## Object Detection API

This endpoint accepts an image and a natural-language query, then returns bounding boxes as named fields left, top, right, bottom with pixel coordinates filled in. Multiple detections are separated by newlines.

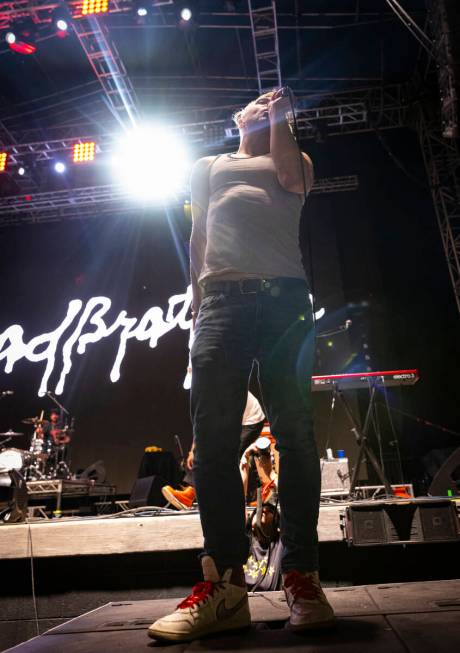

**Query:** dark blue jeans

left=190, top=281, right=320, bottom=573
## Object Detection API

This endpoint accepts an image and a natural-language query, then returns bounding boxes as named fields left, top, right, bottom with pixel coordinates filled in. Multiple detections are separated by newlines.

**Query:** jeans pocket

left=199, top=293, right=226, bottom=312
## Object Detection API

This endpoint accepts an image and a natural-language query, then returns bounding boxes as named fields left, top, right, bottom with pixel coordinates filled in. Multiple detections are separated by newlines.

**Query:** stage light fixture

left=177, top=3, right=197, bottom=28
left=111, top=125, right=191, bottom=201
left=82, top=0, right=109, bottom=16
left=57, top=18, right=69, bottom=33
left=18, top=167, right=25, bottom=176
left=133, top=1, right=149, bottom=23
left=0, top=152, right=8, bottom=172
left=51, top=6, right=71, bottom=36
left=54, top=161, right=66, bottom=174
left=5, top=21, right=37, bottom=54
left=73, top=142, right=96, bottom=163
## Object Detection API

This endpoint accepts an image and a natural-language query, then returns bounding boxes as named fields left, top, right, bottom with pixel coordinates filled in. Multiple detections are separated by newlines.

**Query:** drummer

left=47, top=409, right=71, bottom=446
left=35, top=409, right=70, bottom=448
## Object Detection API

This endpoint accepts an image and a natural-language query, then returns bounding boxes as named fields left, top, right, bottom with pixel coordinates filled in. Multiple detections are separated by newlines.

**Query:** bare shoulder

left=191, top=156, right=218, bottom=180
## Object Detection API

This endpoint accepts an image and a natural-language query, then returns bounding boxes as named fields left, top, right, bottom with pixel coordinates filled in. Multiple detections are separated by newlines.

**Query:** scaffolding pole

left=248, top=0, right=282, bottom=94
left=417, top=109, right=460, bottom=313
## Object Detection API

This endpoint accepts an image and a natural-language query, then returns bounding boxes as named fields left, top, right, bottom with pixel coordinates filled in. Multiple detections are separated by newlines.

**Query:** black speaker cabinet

left=428, top=447, right=460, bottom=497
left=129, top=475, right=168, bottom=508
left=344, top=498, right=460, bottom=546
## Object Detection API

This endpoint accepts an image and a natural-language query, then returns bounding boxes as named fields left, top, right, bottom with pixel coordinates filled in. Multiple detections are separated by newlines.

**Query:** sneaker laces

left=177, top=580, right=223, bottom=610
left=284, top=570, right=321, bottom=602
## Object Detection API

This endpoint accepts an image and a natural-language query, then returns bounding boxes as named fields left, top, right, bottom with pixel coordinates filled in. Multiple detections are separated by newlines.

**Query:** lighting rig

left=0, top=1, right=459, bottom=312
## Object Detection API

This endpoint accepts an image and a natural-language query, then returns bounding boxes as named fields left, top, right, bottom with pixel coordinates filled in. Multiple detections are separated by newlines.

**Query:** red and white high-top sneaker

left=148, top=556, right=250, bottom=642
left=283, top=570, right=335, bottom=630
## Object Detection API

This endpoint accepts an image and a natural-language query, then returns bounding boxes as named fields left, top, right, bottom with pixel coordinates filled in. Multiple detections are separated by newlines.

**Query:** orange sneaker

left=162, top=485, right=196, bottom=510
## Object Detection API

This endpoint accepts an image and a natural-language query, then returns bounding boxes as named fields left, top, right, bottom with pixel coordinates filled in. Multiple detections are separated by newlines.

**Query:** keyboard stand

left=332, top=383, right=394, bottom=498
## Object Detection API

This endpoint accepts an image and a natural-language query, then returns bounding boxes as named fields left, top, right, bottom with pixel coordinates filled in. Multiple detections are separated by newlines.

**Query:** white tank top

left=242, top=391, right=265, bottom=426
left=198, top=153, right=306, bottom=285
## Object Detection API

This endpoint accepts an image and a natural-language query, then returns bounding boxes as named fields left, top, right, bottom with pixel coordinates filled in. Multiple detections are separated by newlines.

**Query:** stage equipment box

left=342, top=497, right=460, bottom=546
left=320, top=458, right=350, bottom=495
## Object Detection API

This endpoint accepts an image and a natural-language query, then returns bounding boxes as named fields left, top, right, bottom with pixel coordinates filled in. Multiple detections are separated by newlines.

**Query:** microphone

left=279, top=86, right=292, bottom=98
left=1, top=390, right=14, bottom=396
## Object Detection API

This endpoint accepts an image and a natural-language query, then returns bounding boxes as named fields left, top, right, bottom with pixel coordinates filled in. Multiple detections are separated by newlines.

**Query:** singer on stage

left=149, top=88, right=334, bottom=641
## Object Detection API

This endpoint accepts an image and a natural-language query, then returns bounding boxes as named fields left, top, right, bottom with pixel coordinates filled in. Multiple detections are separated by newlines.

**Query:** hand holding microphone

left=268, top=86, right=295, bottom=122
left=278, top=85, right=293, bottom=99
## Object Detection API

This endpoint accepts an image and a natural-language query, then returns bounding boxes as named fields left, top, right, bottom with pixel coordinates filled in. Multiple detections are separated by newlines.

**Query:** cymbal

left=0, top=430, right=24, bottom=437
left=21, top=417, right=49, bottom=426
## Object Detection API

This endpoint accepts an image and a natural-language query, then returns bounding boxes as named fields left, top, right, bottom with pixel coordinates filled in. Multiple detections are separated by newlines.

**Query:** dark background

left=1, top=126, right=459, bottom=494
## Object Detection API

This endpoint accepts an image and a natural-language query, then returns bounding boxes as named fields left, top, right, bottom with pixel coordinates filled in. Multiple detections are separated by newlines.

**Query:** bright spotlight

left=0, top=152, right=8, bottom=172
left=137, top=7, right=148, bottom=17
left=82, top=0, right=109, bottom=15
left=54, top=162, right=66, bottom=174
left=18, top=166, right=25, bottom=176
left=73, top=141, right=96, bottom=163
left=111, top=126, right=190, bottom=202
left=5, top=32, right=16, bottom=44
left=180, top=8, right=192, bottom=21
left=52, top=7, right=71, bottom=35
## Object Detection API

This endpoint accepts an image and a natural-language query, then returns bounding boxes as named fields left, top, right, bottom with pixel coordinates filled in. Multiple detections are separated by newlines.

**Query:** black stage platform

left=4, top=580, right=460, bottom=652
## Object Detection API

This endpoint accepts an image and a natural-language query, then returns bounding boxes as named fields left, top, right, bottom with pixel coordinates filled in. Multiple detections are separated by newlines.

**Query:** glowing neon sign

left=0, top=287, right=193, bottom=397
left=0, top=286, right=324, bottom=397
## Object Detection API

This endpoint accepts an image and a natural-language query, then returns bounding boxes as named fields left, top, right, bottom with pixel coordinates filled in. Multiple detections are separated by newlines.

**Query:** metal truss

left=248, top=0, right=282, bottom=94
left=385, top=0, right=434, bottom=58
left=417, top=109, right=460, bottom=313
left=294, top=84, right=407, bottom=138
left=3, top=84, right=408, bottom=168
left=0, top=1, right=124, bottom=29
left=72, top=13, right=139, bottom=127
left=0, top=1, right=424, bottom=31
left=0, top=175, right=358, bottom=226
left=428, top=0, right=459, bottom=139
left=0, top=3, right=139, bottom=127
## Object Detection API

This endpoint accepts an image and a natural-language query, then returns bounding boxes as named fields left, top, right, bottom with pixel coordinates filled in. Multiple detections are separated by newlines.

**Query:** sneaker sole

left=287, top=617, right=336, bottom=632
left=148, top=614, right=251, bottom=642
left=161, top=487, right=191, bottom=511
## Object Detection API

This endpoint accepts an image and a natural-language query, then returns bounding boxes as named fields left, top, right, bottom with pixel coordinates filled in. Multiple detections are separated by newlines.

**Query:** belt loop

left=238, top=279, right=258, bottom=294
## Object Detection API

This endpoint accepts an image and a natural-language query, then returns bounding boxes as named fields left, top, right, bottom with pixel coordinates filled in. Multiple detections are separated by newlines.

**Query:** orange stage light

left=81, top=0, right=109, bottom=16
left=73, top=142, right=96, bottom=163
left=0, top=152, right=8, bottom=172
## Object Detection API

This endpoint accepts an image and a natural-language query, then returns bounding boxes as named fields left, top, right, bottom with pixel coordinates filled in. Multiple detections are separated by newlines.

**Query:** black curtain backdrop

left=1, top=129, right=459, bottom=493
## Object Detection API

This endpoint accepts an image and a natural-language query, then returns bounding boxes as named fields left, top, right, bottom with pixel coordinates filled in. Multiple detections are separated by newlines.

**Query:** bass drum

left=0, top=448, right=30, bottom=474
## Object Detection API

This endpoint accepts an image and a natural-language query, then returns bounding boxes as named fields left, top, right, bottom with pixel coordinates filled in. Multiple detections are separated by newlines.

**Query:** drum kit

left=0, top=415, right=73, bottom=482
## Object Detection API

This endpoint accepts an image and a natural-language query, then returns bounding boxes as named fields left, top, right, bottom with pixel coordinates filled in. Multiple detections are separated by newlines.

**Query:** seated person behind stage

left=239, top=426, right=278, bottom=506
left=162, top=391, right=265, bottom=510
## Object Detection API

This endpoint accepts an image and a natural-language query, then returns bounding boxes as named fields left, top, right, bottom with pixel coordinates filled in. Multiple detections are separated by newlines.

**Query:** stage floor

left=4, top=579, right=460, bottom=652
left=0, top=505, right=344, bottom=559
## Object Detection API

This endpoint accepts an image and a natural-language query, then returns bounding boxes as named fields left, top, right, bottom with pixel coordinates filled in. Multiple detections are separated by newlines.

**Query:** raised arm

left=190, top=156, right=214, bottom=324
left=268, top=90, right=314, bottom=195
